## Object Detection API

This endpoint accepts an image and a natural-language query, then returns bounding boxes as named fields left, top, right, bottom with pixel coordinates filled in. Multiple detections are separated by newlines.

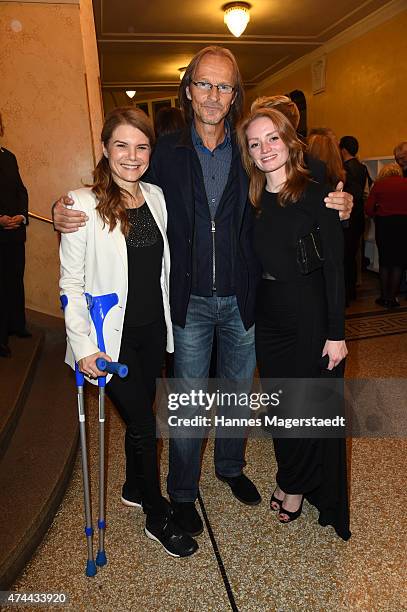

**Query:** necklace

left=125, top=185, right=144, bottom=209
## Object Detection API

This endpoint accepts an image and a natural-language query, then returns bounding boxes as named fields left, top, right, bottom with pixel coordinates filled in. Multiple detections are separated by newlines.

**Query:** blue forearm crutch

left=85, top=292, right=122, bottom=570
left=76, top=363, right=97, bottom=577
left=61, top=293, right=128, bottom=577
left=61, top=293, right=97, bottom=576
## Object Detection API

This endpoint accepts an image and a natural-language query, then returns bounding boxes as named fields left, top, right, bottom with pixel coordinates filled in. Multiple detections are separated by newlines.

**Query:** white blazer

left=59, top=181, right=174, bottom=385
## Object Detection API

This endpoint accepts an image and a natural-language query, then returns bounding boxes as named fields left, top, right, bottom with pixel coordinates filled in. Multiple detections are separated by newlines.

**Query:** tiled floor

left=11, top=273, right=407, bottom=611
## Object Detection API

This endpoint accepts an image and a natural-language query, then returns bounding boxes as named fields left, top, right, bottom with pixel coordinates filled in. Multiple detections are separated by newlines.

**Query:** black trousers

left=343, top=225, right=363, bottom=302
left=107, top=317, right=166, bottom=520
left=0, top=241, right=26, bottom=345
left=255, top=276, right=350, bottom=540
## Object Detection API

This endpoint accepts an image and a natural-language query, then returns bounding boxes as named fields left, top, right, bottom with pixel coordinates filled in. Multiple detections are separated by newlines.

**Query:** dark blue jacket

left=146, top=125, right=261, bottom=329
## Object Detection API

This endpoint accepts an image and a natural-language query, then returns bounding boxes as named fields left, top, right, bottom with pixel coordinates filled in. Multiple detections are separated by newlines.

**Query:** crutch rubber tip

left=86, top=560, right=97, bottom=577
left=96, top=550, right=107, bottom=567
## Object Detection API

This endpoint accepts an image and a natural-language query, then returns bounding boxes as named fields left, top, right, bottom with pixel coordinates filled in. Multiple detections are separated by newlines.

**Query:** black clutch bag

left=297, top=227, right=324, bottom=275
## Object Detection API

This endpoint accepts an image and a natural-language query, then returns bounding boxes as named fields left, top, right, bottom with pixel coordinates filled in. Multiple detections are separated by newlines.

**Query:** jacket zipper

left=211, top=220, right=216, bottom=291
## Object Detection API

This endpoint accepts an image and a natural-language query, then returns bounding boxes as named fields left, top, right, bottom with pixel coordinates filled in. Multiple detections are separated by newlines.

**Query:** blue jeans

left=167, top=294, right=256, bottom=502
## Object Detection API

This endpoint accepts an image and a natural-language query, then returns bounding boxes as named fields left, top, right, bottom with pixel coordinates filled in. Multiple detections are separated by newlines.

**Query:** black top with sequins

left=123, top=203, right=164, bottom=327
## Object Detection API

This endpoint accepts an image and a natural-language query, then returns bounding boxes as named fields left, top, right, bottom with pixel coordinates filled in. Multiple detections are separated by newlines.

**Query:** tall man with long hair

left=53, top=46, right=353, bottom=537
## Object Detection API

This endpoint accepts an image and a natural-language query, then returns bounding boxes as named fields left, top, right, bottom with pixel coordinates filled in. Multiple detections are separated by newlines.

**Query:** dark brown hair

left=179, top=46, right=245, bottom=126
left=90, top=106, right=155, bottom=235
left=237, top=107, right=310, bottom=209
left=155, top=106, right=185, bottom=137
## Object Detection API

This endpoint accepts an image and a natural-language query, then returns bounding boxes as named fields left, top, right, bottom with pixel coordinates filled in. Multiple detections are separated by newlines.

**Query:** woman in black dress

left=237, top=107, right=351, bottom=540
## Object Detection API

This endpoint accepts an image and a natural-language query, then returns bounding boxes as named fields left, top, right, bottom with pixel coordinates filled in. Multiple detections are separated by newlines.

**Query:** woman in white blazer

left=59, top=107, right=197, bottom=558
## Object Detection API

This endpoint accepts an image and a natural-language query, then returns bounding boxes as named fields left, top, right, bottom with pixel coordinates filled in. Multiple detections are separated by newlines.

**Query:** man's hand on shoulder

left=52, top=195, right=89, bottom=233
left=324, top=181, right=353, bottom=221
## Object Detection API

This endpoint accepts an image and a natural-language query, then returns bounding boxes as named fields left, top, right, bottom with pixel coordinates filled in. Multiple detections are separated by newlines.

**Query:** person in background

left=0, top=112, right=30, bottom=358
left=365, top=163, right=407, bottom=308
left=308, top=132, right=360, bottom=305
left=339, top=136, right=371, bottom=193
left=339, top=135, right=372, bottom=303
left=154, top=106, right=185, bottom=138
left=59, top=106, right=197, bottom=557
left=307, top=132, right=345, bottom=189
left=394, top=141, right=407, bottom=178
left=393, top=141, right=407, bottom=299
left=237, top=106, right=350, bottom=540
left=308, top=126, right=338, bottom=144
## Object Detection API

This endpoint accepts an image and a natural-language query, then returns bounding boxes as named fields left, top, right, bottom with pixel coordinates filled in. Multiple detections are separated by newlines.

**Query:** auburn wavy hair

left=307, top=133, right=345, bottom=188
left=236, top=107, right=310, bottom=209
left=89, top=106, right=155, bottom=236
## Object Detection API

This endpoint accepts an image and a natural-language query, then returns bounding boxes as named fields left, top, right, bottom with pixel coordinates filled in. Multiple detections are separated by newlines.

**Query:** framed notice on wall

left=311, top=56, right=326, bottom=94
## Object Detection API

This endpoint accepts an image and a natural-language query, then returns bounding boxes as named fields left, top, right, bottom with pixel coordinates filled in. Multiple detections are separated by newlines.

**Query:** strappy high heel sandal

left=270, top=487, right=284, bottom=512
left=278, top=496, right=304, bottom=523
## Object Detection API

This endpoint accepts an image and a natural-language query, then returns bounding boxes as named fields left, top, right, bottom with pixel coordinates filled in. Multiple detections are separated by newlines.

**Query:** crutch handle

left=75, top=363, right=85, bottom=387
left=96, top=358, right=128, bottom=378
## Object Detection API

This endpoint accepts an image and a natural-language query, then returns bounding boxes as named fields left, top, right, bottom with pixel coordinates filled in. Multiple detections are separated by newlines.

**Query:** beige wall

left=248, top=10, right=407, bottom=159
left=79, top=0, right=103, bottom=164
left=0, top=0, right=103, bottom=317
left=25, top=219, right=61, bottom=315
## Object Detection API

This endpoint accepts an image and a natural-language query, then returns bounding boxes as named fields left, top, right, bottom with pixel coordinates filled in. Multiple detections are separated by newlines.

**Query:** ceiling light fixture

left=125, top=90, right=136, bottom=99
left=178, top=67, right=187, bottom=80
left=223, top=2, right=251, bottom=38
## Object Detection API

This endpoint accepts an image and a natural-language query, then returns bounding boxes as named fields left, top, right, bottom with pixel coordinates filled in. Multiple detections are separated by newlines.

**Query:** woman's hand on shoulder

left=78, top=351, right=112, bottom=378
left=322, top=340, right=348, bottom=371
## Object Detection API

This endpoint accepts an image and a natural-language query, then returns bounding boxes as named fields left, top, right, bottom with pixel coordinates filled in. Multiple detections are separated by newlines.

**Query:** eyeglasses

left=191, top=80, right=235, bottom=95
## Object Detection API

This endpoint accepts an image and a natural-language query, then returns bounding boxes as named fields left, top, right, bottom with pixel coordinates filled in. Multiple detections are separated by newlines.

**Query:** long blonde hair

left=89, top=107, right=155, bottom=236
left=236, top=107, right=310, bottom=209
